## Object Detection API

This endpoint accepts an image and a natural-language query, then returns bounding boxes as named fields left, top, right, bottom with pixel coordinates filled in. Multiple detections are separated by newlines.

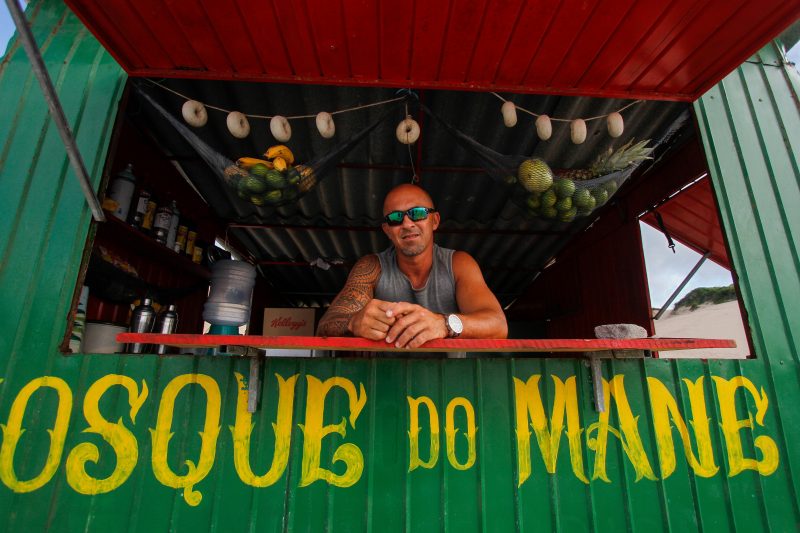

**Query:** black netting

left=419, top=103, right=637, bottom=223
left=139, top=86, right=664, bottom=224
left=138, top=87, right=403, bottom=211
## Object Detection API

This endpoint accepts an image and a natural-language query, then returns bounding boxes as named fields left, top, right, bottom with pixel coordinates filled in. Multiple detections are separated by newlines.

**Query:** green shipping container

left=0, top=1, right=799, bottom=531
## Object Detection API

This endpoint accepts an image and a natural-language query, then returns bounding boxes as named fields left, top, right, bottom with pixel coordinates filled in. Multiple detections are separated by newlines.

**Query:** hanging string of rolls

left=149, top=79, right=640, bottom=146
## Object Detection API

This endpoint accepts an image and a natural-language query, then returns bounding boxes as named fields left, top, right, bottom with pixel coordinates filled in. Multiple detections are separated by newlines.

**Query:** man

left=317, top=183, right=507, bottom=350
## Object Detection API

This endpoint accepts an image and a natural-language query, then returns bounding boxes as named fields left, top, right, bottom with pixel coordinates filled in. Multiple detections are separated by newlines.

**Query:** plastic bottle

left=107, top=164, right=137, bottom=221
left=127, top=297, right=156, bottom=353
left=185, top=229, right=197, bottom=257
left=174, top=225, right=188, bottom=253
left=142, top=198, right=158, bottom=233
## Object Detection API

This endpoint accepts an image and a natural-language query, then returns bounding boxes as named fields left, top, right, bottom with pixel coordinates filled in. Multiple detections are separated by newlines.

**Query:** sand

left=654, top=300, right=750, bottom=359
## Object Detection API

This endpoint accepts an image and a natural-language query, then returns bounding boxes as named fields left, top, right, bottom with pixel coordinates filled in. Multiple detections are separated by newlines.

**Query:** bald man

left=317, top=184, right=507, bottom=351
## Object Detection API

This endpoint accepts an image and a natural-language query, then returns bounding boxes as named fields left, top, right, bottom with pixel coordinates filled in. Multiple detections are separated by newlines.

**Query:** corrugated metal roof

left=65, top=0, right=800, bottom=101
left=641, top=176, right=731, bottom=269
left=129, top=79, right=691, bottom=307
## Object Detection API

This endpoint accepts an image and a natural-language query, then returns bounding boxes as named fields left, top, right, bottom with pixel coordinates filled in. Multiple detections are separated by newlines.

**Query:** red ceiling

left=641, top=177, right=730, bottom=269
left=65, top=0, right=800, bottom=101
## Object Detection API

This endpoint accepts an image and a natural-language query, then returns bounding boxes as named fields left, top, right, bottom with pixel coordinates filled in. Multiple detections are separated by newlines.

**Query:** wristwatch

left=444, top=314, right=463, bottom=338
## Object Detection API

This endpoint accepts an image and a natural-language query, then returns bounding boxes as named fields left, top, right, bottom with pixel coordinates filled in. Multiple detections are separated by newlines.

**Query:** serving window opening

left=62, top=78, right=747, bottom=358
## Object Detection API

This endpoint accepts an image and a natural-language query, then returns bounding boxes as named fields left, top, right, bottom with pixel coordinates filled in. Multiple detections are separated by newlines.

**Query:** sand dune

left=654, top=300, right=750, bottom=358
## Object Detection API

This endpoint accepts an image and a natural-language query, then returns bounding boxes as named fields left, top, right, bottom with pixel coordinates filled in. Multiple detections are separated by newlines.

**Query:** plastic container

left=69, top=285, right=89, bottom=353
left=203, top=260, right=256, bottom=327
left=83, top=322, right=126, bottom=353
left=107, top=164, right=136, bottom=221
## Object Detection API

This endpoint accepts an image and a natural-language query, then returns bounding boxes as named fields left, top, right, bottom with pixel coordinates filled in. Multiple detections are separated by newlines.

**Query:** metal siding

left=694, top=41, right=800, bottom=530
left=0, top=3, right=799, bottom=532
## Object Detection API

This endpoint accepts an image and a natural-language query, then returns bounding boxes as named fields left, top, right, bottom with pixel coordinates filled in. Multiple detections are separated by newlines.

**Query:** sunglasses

left=383, top=207, right=437, bottom=226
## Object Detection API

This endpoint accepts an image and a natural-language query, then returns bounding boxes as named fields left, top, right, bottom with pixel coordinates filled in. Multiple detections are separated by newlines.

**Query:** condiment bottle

left=166, top=201, right=180, bottom=249
left=142, top=198, right=158, bottom=233
left=153, top=203, right=173, bottom=245
left=132, top=189, right=150, bottom=228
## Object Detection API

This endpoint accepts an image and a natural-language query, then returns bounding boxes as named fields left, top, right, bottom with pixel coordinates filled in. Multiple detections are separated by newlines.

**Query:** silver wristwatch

left=444, top=313, right=463, bottom=338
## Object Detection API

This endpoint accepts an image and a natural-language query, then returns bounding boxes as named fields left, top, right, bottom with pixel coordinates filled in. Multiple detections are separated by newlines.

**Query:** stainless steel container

left=154, top=304, right=178, bottom=355
left=128, top=297, right=156, bottom=353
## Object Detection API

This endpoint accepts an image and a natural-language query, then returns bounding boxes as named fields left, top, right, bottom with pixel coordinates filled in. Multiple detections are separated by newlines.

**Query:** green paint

left=0, top=1, right=799, bottom=531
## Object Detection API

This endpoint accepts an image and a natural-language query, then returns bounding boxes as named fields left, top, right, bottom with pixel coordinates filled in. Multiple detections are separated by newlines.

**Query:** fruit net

left=419, top=103, right=635, bottom=223
left=138, top=87, right=403, bottom=210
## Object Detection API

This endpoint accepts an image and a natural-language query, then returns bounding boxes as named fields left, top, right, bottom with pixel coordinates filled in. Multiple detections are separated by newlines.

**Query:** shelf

left=96, top=213, right=210, bottom=280
left=114, top=334, right=737, bottom=354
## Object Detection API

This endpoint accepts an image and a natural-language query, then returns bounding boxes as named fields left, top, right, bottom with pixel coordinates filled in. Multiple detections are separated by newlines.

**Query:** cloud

left=640, top=222, right=733, bottom=308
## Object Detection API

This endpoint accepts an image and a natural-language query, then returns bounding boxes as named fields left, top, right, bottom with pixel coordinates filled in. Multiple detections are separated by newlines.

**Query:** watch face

left=448, top=314, right=463, bottom=334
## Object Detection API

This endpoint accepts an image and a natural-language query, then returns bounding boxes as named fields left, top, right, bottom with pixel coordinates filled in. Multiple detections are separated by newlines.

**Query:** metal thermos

left=128, top=297, right=156, bottom=353
left=154, top=304, right=178, bottom=355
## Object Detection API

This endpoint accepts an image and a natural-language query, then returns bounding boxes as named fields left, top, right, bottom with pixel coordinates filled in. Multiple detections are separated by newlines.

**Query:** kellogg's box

left=262, top=308, right=316, bottom=357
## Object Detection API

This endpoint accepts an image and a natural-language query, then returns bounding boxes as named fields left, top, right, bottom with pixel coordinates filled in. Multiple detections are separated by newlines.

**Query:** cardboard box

left=262, top=308, right=316, bottom=357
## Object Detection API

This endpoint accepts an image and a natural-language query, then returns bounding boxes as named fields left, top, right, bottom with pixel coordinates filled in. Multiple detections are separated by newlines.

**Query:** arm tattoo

left=316, top=255, right=381, bottom=336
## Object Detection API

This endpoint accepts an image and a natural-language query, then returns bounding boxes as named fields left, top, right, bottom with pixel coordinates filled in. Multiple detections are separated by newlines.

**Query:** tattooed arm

left=316, top=255, right=396, bottom=339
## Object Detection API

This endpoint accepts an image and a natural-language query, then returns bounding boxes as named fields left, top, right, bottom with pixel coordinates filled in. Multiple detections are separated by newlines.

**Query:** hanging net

left=418, top=103, right=652, bottom=223
left=138, top=85, right=678, bottom=224
left=137, top=87, right=403, bottom=210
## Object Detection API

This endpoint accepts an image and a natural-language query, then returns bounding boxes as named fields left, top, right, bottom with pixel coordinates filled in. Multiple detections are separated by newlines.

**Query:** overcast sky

left=0, top=7, right=796, bottom=309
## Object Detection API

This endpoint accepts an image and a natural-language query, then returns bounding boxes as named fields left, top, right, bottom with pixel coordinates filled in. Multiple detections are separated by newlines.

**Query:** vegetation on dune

left=674, top=285, right=737, bottom=311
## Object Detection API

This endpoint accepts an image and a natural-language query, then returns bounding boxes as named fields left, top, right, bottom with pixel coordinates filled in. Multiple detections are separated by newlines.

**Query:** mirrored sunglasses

left=384, top=207, right=437, bottom=226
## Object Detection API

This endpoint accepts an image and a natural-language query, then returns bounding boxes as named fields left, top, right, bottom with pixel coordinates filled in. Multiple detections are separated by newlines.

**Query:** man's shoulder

left=451, top=250, right=481, bottom=275
left=354, top=253, right=381, bottom=269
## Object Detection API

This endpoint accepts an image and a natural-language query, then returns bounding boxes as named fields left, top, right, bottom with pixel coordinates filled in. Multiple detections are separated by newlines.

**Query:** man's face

left=382, top=186, right=440, bottom=257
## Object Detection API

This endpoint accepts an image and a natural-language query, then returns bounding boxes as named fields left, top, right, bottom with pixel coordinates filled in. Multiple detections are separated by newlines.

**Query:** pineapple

left=559, top=139, right=653, bottom=181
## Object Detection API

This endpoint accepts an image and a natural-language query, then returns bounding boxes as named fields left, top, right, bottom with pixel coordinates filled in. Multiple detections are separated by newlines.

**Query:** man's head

left=381, top=184, right=440, bottom=257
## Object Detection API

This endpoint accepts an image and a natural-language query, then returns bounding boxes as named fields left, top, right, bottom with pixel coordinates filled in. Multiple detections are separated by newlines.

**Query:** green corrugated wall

left=0, top=1, right=799, bottom=531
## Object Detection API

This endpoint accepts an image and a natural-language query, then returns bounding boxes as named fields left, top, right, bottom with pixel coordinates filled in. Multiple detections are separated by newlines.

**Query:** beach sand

left=654, top=300, right=750, bottom=359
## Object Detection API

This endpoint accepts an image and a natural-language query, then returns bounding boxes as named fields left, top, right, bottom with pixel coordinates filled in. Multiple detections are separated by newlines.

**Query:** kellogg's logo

left=270, top=316, right=307, bottom=331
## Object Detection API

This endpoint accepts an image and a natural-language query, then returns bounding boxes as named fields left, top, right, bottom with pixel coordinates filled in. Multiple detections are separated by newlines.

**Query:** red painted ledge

left=116, top=334, right=736, bottom=353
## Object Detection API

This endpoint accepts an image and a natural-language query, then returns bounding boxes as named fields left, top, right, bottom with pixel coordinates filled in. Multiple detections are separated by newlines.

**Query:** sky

left=0, top=7, right=796, bottom=309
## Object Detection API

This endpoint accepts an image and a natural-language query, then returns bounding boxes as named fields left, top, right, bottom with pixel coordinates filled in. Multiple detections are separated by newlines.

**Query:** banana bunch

left=226, top=144, right=316, bottom=208
left=236, top=157, right=273, bottom=170
left=264, top=145, right=295, bottom=171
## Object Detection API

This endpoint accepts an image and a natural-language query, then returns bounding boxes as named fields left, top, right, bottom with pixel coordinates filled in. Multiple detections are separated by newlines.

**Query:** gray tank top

left=375, top=245, right=459, bottom=313
left=374, top=245, right=465, bottom=358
